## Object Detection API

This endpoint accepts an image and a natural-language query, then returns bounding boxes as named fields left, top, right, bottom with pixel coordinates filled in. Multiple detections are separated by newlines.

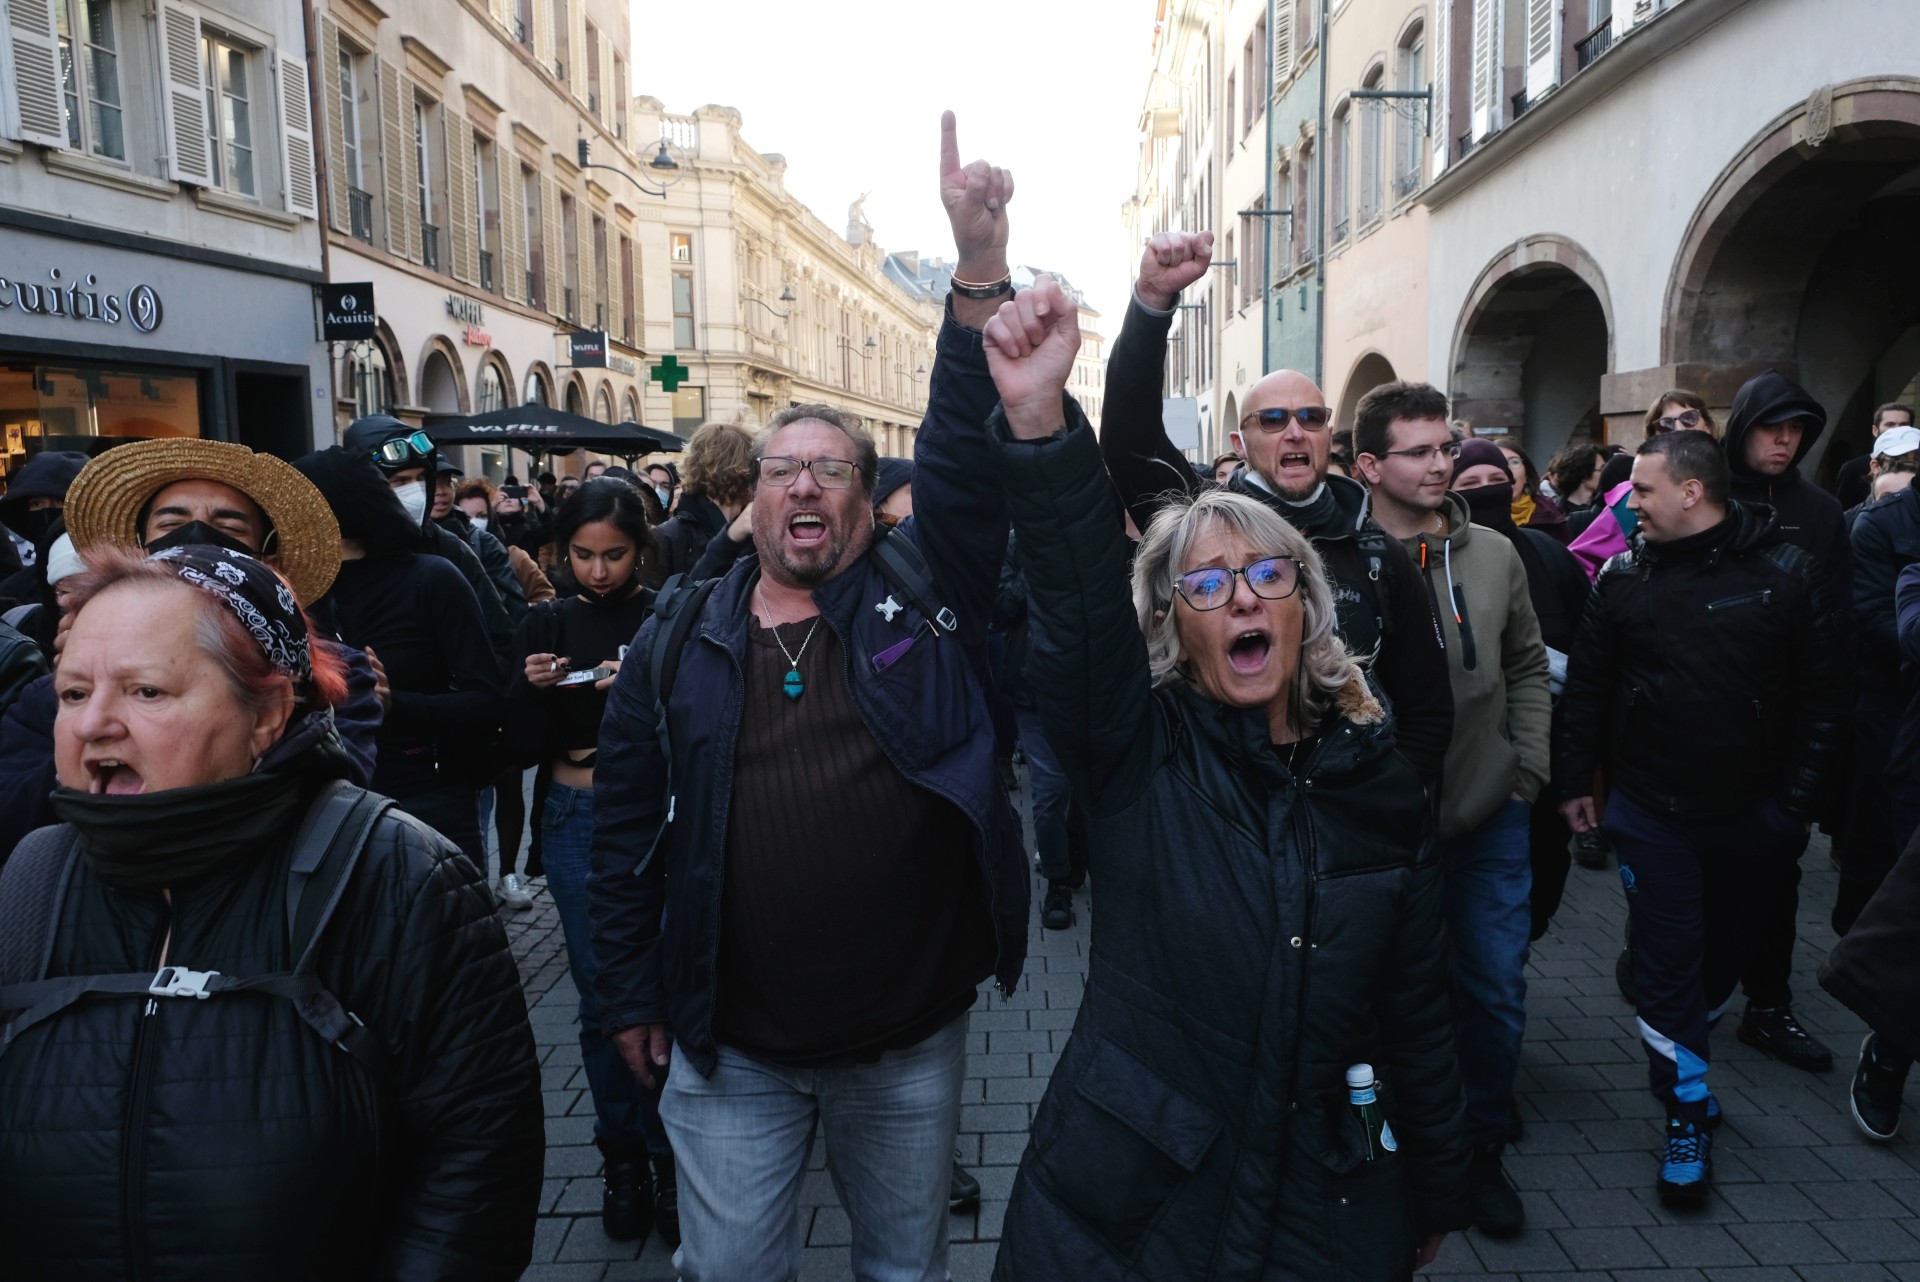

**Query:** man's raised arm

left=1099, top=231, right=1217, bottom=533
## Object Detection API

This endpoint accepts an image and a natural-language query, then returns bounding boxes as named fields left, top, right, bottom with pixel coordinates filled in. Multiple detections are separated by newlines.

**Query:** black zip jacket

left=1097, top=297, right=1452, bottom=785
left=1724, top=369, right=1852, bottom=594
left=1850, top=481, right=1920, bottom=689
left=1554, top=503, right=1847, bottom=820
left=437, top=509, right=529, bottom=624
left=654, top=492, right=728, bottom=579
left=991, top=407, right=1468, bottom=1281
left=0, top=724, right=543, bottom=1280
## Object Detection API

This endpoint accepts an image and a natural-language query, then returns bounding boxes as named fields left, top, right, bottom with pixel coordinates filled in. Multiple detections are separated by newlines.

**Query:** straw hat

left=64, top=439, right=342, bottom=604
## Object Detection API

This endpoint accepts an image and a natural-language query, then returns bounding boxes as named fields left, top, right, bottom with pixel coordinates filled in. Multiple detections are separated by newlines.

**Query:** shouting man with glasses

left=1352, top=381, right=1551, bottom=1239
left=585, top=113, right=1028, bottom=1282
left=1098, top=231, right=1452, bottom=787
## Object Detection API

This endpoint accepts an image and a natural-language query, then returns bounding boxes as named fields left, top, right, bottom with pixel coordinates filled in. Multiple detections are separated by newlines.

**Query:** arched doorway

left=621, top=389, right=640, bottom=423
left=1452, top=237, right=1611, bottom=459
left=594, top=383, right=615, bottom=424
left=1666, top=80, right=1920, bottom=476
left=523, top=365, right=552, bottom=406
left=564, top=377, right=586, bottom=418
left=419, top=343, right=467, bottom=414
left=1220, top=393, right=1238, bottom=461
left=1337, top=352, right=1398, bottom=429
left=477, top=355, right=510, bottom=412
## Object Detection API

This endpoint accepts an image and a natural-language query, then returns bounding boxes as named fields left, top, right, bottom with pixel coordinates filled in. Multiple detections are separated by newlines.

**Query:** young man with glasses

left=1097, top=231, right=1453, bottom=787
left=1352, top=380, right=1552, bottom=1238
left=585, top=114, right=1028, bottom=1282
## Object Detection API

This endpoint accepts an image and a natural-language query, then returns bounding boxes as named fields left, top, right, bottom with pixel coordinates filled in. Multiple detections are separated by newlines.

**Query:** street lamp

left=743, top=284, right=797, bottom=319
left=836, top=334, right=876, bottom=391
left=576, top=132, right=686, bottom=199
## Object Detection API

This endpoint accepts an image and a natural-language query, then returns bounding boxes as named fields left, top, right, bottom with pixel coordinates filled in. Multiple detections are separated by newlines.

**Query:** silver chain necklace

left=757, top=585, right=822, bottom=701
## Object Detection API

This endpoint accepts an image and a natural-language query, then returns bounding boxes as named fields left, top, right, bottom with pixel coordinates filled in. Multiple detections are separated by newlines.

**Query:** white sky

left=629, top=0, right=1160, bottom=332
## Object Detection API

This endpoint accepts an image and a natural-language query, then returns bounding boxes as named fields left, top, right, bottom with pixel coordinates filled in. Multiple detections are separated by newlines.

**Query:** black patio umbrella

left=424, top=405, right=683, bottom=474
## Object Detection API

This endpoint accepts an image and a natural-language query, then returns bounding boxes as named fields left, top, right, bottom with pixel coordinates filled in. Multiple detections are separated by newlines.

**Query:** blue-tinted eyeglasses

left=1174, top=557, right=1304, bottom=611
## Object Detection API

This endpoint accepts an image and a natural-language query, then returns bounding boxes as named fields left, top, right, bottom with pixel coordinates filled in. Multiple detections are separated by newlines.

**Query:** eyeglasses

left=370, top=429, right=436, bottom=465
left=1651, top=409, right=1703, bottom=435
left=1378, top=442, right=1462, bottom=465
left=1173, top=557, right=1304, bottom=611
left=1241, top=406, right=1332, bottom=433
left=756, top=455, right=861, bottom=489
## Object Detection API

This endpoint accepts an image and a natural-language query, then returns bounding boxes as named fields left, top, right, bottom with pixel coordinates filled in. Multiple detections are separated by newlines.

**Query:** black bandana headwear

left=148, top=545, right=311, bottom=683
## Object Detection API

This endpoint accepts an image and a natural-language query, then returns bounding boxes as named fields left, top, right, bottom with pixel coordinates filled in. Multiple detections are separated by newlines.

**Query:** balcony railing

left=563, top=286, right=576, bottom=322
left=514, top=17, right=527, bottom=44
left=526, top=269, right=540, bottom=302
left=347, top=186, right=373, bottom=242
left=479, top=250, right=495, bottom=293
left=1459, top=130, right=1477, bottom=159
left=1394, top=167, right=1421, bottom=198
left=553, top=59, right=566, bottom=81
left=1576, top=18, right=1613, bottom=69
left=421, top=223, right=441, bottom=271
left=1332, top=215, right=1351, bottom=243
left=1512, top=87, right=1531, bottom=118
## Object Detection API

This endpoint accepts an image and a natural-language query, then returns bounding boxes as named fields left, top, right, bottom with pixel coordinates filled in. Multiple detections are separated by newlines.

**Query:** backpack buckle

left=149, top=967, right=221, bottom=1000
left=934, top=607, right=958, bottom=633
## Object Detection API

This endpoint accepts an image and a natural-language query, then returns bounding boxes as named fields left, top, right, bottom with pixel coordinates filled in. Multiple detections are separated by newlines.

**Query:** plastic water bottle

left=1347, top=1064, right=1398, bottom=1160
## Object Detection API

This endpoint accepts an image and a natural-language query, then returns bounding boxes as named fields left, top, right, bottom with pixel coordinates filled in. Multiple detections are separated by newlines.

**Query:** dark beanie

left=1452, top=439, right=1513, bottom=484
left=1596, top=452, right=1636, bottom=495
left=872, top=457, right=914, bottom=508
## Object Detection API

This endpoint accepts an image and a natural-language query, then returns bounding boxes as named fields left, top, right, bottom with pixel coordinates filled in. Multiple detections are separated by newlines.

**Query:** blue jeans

left=661, top=1015, right=968, bottom=1282
left=1441, top=797, right=1532, bottom=1147
left=543, top=780, right=667, bottom=1155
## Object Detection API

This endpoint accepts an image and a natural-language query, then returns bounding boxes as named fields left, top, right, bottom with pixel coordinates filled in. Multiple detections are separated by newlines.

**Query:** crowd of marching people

left=0, top=112, right=1917, bottom=1282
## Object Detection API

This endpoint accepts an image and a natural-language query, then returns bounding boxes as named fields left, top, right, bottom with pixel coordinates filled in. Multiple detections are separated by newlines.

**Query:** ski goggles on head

left=369, top=430, right=436, bottom=465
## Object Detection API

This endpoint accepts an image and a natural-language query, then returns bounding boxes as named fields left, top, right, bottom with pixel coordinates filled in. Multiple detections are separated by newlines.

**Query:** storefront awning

left=423, top=405, right=685, bottom=459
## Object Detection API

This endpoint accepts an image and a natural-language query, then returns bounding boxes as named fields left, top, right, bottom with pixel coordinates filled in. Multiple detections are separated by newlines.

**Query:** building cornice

left=400, top=34, right=453, bottom=86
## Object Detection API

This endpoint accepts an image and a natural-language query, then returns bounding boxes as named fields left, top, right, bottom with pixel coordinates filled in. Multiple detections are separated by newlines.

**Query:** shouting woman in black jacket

left=982, top=280, right=1468, bottom=1281
left=0, top=545, right=541, bottom=1279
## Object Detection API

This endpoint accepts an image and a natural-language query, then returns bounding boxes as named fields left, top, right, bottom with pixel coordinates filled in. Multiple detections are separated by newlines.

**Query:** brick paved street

left=497, top=802, right=1920, bottom=1281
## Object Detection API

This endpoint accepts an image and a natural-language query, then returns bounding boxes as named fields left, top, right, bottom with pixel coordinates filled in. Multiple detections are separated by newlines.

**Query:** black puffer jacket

left=0, top=720, right=544, bottom=1279
left=1554, top=502, right=1848, bottom=820
left=992, top=409, right=1469, bottom=1281
left=653, top=491, right=729, bottom=578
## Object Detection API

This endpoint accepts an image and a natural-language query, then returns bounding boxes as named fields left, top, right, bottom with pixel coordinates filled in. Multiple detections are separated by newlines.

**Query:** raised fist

left=939, top=111, right=1013, bottom=278
left=985, top=276, right=1083, bottom=440
left=1136, top=231, right=1215, bottom=312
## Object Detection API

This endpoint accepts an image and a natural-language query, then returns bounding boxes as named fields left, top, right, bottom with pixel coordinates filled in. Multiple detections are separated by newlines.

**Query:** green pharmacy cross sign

left=650, top=355, right=691, bottom=392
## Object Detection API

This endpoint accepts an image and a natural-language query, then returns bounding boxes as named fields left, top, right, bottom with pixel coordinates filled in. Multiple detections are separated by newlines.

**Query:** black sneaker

left=599, top=1143, right=654, bottom=1243
left=651, top=1151, right=681, bottom=1249
left=1850, top=1033, right=1910, bottom=1143
left=1467, top=1144, right=1525, bottom=1236
left=1041, top=881, right=1076, bottom=930
left=1656, top=1114, right=1712, bottom=1206
left=1737, top=1004, right=1834, bottom=1073
left=950, top=1155, right=981, bottom=1212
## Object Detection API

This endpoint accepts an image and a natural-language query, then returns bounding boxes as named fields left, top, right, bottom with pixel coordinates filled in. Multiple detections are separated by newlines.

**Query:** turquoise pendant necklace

left=758, top=586, right=822, bottom=702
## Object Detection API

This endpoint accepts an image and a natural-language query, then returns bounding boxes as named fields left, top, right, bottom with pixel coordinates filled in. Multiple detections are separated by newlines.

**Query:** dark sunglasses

left=1242, top=406, right=1332, bottom=433
left=1651, top=409, right=1703, bottom=435
left=1174, top=557, right=1304, bottom=611
left=370, top=429, right=436, bottom=465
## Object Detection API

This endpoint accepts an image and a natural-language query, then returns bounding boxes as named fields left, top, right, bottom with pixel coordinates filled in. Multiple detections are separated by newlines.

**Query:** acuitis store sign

left=0, top=265, right=163, bottom=333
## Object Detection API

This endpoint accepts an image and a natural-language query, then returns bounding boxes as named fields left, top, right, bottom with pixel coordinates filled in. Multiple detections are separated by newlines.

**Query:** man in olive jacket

left=1352, top=382, right=1551, bottom=1237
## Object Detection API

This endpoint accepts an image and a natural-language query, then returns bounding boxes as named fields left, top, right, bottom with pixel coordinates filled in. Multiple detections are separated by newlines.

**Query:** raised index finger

left=939, top=110, right=961, bottom=180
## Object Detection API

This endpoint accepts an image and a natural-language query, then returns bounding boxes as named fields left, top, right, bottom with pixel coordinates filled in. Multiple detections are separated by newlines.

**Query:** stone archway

left=1664, top=78, right=1920, bottom=476
left=1451, top=235, right=1612, bottom=459
left=418, top=338, right=468, bottom=414
left=1337, top=351, right=1399, bottom=430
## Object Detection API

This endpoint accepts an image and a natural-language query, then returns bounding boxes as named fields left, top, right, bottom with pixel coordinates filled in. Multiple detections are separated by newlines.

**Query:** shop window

left=593, top=385, right=613, bottom=423
left=622, top=389, right=639, bottom=423
left=202, top=29, right=257, bottom=197
left=672, top=272, right=694, bottom=349
left=523, top=369, right=549, bottom=405
left=670, top=385, right=704, bottom=435
left=345, top=342, right=393, bottom=418
left=479, top=361, right=506, bottom=412
left=1, top=362, right=201, bottom=487
left=58, top=0, right=125, bottom=161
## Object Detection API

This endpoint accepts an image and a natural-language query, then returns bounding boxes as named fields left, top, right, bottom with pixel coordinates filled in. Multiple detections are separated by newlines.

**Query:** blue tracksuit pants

left=1605, top=791, right=1809, bottom=1125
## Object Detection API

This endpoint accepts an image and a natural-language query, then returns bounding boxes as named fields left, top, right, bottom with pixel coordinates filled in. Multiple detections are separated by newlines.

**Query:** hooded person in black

left=0, top=450, right=89, bottom=603
left=292, top=447, right=505, bottom=873
left=1718, top=369, right=1850, bottom=1074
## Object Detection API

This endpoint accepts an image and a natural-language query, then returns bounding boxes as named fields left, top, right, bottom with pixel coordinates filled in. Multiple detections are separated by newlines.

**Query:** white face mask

left=469, top=515, right=488, bottom=532
left=394, top=480, right=428, bottom=524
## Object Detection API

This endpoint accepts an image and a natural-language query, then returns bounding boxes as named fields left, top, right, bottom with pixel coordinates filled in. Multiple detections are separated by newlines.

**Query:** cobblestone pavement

left=497, top=810, right=1918, bottom=1281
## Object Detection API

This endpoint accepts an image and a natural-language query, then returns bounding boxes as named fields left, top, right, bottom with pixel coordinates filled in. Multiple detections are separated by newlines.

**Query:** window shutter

left=157, top=0, right=214, bottom=185
left=1469, top=0, right=1494, bottom=139
left=500, top=152, right=525, bottom=304
left=445, top=112, right=477, bottom=284
left=531, top=0, right=551, bottom=64
left=1432, top=0, right=1451, bottom=175
left=5, top=0, right=67, bottom=147
left=576, top=195, right=594, bottom=325
left=319, top=20, right=347, bottom=230
left=1273, top=0, right=1293, bottom=87
left=569, top=3, right=586, bottom=101
left=380, top=61, right=418, bottom=259
left=1525, top=0, right=1560, bottom=101
left=544, top=176, right=565, bottom=315
left=607, top=226, right=623, bottom=346
left=277, top=52, right=319, bottom=219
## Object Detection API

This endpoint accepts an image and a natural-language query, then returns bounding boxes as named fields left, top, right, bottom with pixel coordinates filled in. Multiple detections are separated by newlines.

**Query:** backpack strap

left=0, top=787, right=392, bottom=1074
left=0, top=826, right=83, bottom=987
left=1, top=603, right=39, bottom=630
left=647, top=572, right=721, bottom=766
left=871, top=527, right=957, bottom=634
left=1354, top=526, right=1395, bottom=639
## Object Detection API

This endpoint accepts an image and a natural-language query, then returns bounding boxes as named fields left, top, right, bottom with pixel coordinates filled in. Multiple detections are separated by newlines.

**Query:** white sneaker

left=497, top=873, right=533, bottom=910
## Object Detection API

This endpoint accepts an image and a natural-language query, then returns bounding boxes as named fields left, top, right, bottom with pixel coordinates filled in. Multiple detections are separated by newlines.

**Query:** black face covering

left=1461, top=483, right=1517, bottom=532
left=49, top=771, right=304, bottom=893
left=144, top=520, right=259, bottom=558
left=579, top=577, right=643, bottom=608
left=10, top=508, right=58, bottom=546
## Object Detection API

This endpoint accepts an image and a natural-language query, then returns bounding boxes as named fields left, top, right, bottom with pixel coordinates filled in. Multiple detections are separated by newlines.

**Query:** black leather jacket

left=1554, top=502, right=1848, bottom=820
left=991, top=408, right=1469, bottom=1281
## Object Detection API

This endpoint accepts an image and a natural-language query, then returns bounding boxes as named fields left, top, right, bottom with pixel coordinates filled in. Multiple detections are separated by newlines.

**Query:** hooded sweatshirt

left=1391, top=492, right=1554, bottom=837
left=1723, top=370, right=1850, bottom=588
